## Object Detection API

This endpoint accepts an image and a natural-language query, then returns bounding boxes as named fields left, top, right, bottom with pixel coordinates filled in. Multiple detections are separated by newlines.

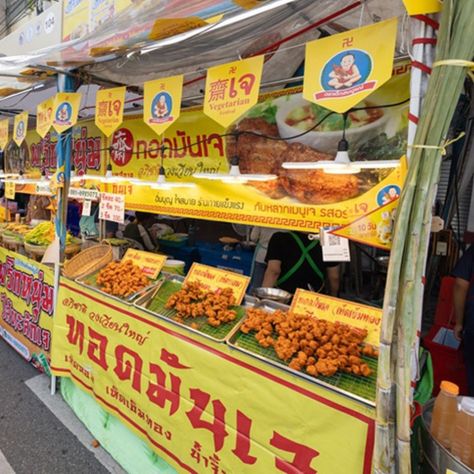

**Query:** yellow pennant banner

left=184, top=263, right=250, bottom=305
left=36, top=97, right=54, bottom=138
left=303, top=18, right=398, bottom=113
left=149, top=17, right=207, bottom=41
left=144, top=75, right=183, bottom=136
left=122, top=249, right=166, bottom=280
left=95, top=87, right=126, bottom=137
left=204, top=55, right=264, bottom=127
left=0, top=119, right=9, bottom=151
left=13, top=112, right=28, bottom=146
left=330, top=197, right=400, bottom=250
left=51, top=279, right=375, bottom=474
left=52, top=92, right=82, bottom=134
left=290, top=289, right=381, bottom=347
left=402, top=0, right=442, bottom=15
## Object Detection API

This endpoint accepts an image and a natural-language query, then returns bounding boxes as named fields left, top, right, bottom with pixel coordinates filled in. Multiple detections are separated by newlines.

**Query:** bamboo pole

left=375, top=0, right=474, bottom=471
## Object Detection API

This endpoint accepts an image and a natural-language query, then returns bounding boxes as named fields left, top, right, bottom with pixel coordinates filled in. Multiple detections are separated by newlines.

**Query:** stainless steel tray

left=134, top=275, right=256, bottom=343
left=226, top=300, right=377, bottom=406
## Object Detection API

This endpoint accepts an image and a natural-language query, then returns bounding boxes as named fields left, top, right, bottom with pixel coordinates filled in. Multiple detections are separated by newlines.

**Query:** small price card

left=122, top=249, right=166, bottom=279
left=82, top=200, right=92, bottom=216
left=184, top=263, right=250, bottom=305
left=5, top=181, right=15, bottom=199
left=99, top=192, right=125, bottom=224
left=290, top=288, right=382, bottom=346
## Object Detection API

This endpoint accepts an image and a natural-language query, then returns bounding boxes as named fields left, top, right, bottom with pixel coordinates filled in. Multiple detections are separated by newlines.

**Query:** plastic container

left=451, top=397, right=474, bottom=467
left=163, top=259, right=185, bottom=275
left=431, top=381, right=460, bottom=449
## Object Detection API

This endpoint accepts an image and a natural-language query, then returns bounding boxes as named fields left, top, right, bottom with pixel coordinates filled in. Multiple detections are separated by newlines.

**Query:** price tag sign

left=82, top=200, right=92, bottom=216
left=122, top=249, right=167, bottom=279
left=99, top=192, right=125, bottom=224
left=184, top=263, right=250, bottom=305
left=5, top=181, right=15, bottom=199
left=320, top=228, right=350, bottom=262
left=290, top=288, right=382, bottom=346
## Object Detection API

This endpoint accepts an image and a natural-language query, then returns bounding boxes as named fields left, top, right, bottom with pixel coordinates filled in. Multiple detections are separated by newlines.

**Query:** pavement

left=0, top=338, right=126, bottom=474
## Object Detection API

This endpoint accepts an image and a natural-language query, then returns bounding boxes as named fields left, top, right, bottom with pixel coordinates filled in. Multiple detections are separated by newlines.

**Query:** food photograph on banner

left=0, top=1, right=470, bottom=474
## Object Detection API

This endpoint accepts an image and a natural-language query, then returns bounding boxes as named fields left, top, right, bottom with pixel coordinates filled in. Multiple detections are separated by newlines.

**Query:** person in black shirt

left=262, top=231, right=339, bottom=295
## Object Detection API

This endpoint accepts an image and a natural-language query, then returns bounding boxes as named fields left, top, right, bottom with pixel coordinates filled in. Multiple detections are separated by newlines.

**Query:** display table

left=51, top=278, right=375, bottom=474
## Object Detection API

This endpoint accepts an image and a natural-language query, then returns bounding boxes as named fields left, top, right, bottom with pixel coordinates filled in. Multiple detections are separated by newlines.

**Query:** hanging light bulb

left=194, top=155, right=277, bottom=183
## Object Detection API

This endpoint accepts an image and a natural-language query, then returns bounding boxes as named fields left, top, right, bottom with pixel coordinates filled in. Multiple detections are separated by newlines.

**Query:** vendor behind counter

left=123, top=212, right=158, bottom=251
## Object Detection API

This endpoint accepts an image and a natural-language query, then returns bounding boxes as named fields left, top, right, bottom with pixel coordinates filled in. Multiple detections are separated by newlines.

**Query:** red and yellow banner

left=290, top=289, right=381, bottom=346
left=303, top=18, right=398, bottom=113
left=144, top=75, right=183, bottom=136
left=0, top=249, right=54, bottom=362
left=36, top=97, right=54, bottom=138
left=52, top=279, right=375, bottom=473
left=204, top=55, right=264, bottom=127
left=95, top=87, right=126, bottom=137
left=0, top=119, right=9, bottom=151
left=13, top=112, right=28, bottom=146
left=52, top=92, right=82, bottom=134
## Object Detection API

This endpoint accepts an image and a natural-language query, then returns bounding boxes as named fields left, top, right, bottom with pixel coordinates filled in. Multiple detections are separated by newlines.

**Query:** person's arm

left=138, top=224, right=156, bottom=252
left=262, top=260, right=281, bottom=288
left=454, top=277, right=470, bottom=340
left=326, top=265, right=340, bottom=296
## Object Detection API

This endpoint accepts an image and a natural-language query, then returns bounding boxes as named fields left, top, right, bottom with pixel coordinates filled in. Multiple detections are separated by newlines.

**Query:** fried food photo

left=96, top=260, right=149, bottom=298
left=226, top=116, right=362, bottom=204
left=241, top=307, right=375, bottom=378
left=166, top=282, right=238, bottom=327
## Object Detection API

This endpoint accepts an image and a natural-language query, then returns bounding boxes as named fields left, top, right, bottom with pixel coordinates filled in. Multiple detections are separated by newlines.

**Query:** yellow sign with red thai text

left=204, top=55, right=264, bottom=127
left=331, top=198, right=400, bottom=250
left=36, top=97, right=54, bottom=138
left=13, top=112, right=28, bottom=146
left=185, top=263, right=250, bottom=305
left=122, top=249, right=166, bottom=279
left=149, top=17, right=208, bottom=41
left=5, top=181, right=15, bottom=199
left=51, top=279, right=375, bottom=473
left=402, top=0, right=442, bottom=15
left=303, top=18, right=398, bottom=113
left=0, top=119, right=9, bottom=151
left=0, top=248, right=54, bottom=361
left=143, top=75, right=183, bottom=136
left=52, top=92, right=82, bottom=134
left=95, top=87, right=126, bottom=137
left=290, top=288, right=381, bottom=346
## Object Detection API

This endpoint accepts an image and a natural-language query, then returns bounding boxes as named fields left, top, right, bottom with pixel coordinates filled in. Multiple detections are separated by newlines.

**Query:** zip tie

left=433, top=59, right=474, bottom=81
left=408, top=131, right=466, bottom=156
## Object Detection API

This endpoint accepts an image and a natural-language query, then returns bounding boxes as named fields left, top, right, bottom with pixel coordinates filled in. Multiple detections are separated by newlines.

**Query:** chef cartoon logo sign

left=203, top=55, right=264, bottom=127
left=36, top=97, right=54, bottom=138
left=303, top=18, right=397, bottom=113
left=0, top=119, right=9, bottom=151
left=13, top=112, right=28, bottom=146
left=143, top=75, right=183, bottom=136
left=52, top=92, right=81, bottom=133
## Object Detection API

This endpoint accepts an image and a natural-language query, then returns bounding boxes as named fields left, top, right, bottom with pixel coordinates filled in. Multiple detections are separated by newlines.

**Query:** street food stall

left=1, top=0, right=472, bottom=473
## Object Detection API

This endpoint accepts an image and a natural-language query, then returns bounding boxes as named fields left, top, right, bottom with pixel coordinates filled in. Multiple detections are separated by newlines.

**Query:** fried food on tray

left=96, top=260, right=149, bottom=298
left=241, top=307, right=375, bottom=378
left=166, top=282, right=237, bottom=327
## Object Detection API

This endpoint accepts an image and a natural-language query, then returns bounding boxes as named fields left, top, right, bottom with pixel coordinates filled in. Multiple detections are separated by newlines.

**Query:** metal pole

left=50, top=73, right=76, bottom=395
